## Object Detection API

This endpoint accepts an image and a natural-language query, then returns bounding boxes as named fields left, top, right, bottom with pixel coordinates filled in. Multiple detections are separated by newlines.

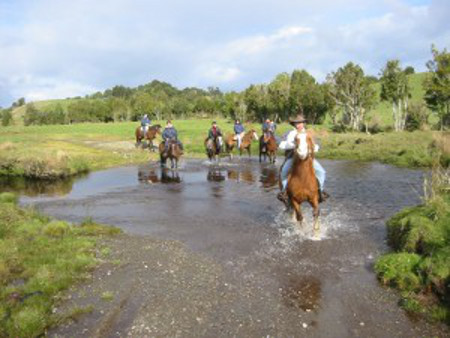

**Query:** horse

left=205, top=135, right=223, bottom=162
left=159, top=139, right=182, bottom=169
left=279, top=132, right=320, bottom=234
left=259, top=132, right=278, bottom=163
left=135, top=124, right=162, bottom=151
left=224, top=129, right=259, bottom=158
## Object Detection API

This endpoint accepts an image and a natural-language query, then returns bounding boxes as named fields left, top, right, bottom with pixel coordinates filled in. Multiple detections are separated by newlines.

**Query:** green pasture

left=0, top=119, right=446, bottom=179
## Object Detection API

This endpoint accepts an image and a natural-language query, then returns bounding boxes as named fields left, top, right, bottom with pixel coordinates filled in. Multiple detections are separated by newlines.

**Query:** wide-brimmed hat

left=289, top=114, right=307, bottom=124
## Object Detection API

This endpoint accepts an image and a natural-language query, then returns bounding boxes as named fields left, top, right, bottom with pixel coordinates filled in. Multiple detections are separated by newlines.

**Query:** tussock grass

left=375, top=139, right=450, bottom=324
left=0, top=193, right=120, bottom=337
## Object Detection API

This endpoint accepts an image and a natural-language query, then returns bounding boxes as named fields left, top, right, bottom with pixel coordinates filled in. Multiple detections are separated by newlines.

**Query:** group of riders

left=139, top=111, right=329, bottom=204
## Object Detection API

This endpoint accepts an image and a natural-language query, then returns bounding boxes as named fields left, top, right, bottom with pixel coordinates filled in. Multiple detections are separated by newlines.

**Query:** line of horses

left=135, top=124, right=322, bottom=236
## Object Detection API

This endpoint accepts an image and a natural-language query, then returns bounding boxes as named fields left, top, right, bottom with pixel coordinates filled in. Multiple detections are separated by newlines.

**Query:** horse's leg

left=291, top=199, right=303, bottom=226
left=311, top=199, right=320, bottom=236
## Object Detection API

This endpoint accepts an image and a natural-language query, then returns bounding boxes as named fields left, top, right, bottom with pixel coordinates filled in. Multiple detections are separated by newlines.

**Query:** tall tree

left=424, top=45, right=450, bottom=130
left=244, top=84, right=268, bottom=121
left=380, top=60, right=410, bottom=131
left=268, top=72, right=290, bottom=122
left=326, top=62, right=377, bottom=131
left=289, top=70, right=331, bottom=124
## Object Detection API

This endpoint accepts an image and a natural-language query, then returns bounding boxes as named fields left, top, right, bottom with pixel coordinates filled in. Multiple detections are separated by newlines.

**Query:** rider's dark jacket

left=234, top=123, right=244, bottom=134
left=208, top=127, right=222, bottom=139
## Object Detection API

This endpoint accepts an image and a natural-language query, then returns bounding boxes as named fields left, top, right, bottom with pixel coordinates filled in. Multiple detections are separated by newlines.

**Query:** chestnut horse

left=224, top=129, right=259, bottom=158
left=205, top=136, right=223, bottom=162
left=135, top=124, right=162, bottom=151
left=159, top=140, right=182, bottom=169
left=280, top=132, right=320, bottom=234
left=259, top=133, right=277, bottom=163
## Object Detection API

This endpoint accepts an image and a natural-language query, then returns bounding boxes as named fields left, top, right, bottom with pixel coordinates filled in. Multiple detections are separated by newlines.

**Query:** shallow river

left=10, top=158, right=449, bottom=336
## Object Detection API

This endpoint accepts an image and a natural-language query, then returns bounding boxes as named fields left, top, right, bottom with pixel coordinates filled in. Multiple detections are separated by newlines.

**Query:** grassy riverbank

left=375, top=158, right=450, bottom=324
left=0, top=192, right=120, bottom=337
left=0, top=120, right=447, bottom=179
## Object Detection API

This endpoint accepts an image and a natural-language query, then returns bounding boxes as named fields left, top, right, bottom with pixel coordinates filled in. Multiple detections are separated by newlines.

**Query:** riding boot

left=277, top=190, right=289, bottom=207
left=318, top=189, right=329, bottom=203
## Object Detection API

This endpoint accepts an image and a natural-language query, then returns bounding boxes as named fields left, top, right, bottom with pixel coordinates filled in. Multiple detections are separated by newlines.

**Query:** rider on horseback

left=162, top=120, right=184, bottom=152
left=141, top=114, right=151, bottom=135
left=234, top=119, right=245, bottom=149
left=207, top=121, right=223, bottom=150
left=277, top=112, right=329, bottom=204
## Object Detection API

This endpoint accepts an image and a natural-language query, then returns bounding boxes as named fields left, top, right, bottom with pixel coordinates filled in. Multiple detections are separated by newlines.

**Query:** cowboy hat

left=289, top=114, right=307, bottom=124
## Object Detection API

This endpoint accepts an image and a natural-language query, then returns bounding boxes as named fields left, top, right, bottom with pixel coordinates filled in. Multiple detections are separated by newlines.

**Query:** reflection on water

left=259, top=166, right=279, bottom=189
left=227, top=168, right=254, bottom=183
left=207, top=167, right=226, bottom=182
left=281, top=275, right=322, bottom=312
left=161, top=169, right=181, bottom=184
left=137, top=168, right=181, bottom=184
left=138, top=169, right=159, bottom=184
left=0, top=176, right=76, bottom=197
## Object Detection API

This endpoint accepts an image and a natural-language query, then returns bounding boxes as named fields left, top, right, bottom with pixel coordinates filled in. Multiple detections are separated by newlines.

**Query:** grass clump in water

left=375, top=149, right=450, bottom=324
left=0, top=192, right=121, bottom=337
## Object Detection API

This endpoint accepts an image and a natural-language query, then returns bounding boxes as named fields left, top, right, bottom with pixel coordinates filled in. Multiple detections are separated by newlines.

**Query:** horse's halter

left=294, top=133, right=312, bottom=160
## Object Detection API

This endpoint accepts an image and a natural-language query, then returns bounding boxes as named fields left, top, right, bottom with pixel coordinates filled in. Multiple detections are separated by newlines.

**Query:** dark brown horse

left=280, top=132, right=320, bottom=234
left=205, top=136, right=223, bottom=162
left=259, top=133, right=278, bottom=163
left=135, top=124, right=162, bottom=151
left=224, top=129, right=258, bottom=158
left=159, top=140, right=182, bottom=169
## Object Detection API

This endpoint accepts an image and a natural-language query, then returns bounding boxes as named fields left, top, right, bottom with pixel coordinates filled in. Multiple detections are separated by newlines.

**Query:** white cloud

left=0, top=0, right=449, bottom=105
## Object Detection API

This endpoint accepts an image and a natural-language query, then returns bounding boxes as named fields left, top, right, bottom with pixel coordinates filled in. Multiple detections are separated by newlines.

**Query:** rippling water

left=13, top=158, right=448, bottom=336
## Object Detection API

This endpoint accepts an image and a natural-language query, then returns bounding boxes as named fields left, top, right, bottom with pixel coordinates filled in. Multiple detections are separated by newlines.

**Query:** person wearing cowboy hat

left=277, top=111, right=328, bottom=204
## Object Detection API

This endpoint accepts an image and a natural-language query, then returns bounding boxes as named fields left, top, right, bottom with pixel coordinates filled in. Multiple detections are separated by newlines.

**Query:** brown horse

left=224, top=129, right=259, bottom=158
left=159, top=140, right=182, bottom=169
left=280, top=132, right=320, bottom=234
left=205, top=136, right=223, bottom=162
left=135, top=124, right=162, bottom=151
left=259, top=133, right=278, bottom=163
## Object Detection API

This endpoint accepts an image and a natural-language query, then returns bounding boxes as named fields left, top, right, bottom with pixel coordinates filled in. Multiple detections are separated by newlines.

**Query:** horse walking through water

left=159, top=139, right=182, bottom=169
left=279, top=132, right=320, bottom=234
left=135, top=124, right=162, bottom=151
left=224, top=130, right=259, bottom=158
left=259, top=133, right=278, bottom=163
left=205, top=135, right=223, bottom=162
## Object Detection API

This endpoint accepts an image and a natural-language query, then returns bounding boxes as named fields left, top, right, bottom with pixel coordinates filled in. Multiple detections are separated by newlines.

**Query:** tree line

left=1, top=45, right=449, bottom=131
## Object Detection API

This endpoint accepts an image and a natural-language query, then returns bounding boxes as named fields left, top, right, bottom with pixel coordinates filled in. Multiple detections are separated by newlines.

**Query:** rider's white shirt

left=279, top=129, right=320, bottom=152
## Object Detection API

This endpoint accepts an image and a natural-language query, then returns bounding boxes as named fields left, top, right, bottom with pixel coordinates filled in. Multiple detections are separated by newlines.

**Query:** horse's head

left=294, top=133, right=312, bottom=160
left=249, top=129, right=259, bottom=141
left=154, top=124, right=162, bottom=134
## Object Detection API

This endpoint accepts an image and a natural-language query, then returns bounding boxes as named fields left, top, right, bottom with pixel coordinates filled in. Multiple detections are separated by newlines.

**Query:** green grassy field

left=0, top=119, right=446, bottom=179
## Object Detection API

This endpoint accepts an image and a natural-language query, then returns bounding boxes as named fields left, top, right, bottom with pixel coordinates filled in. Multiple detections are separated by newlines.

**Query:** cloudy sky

left=0, top=0, right=449, bottom=107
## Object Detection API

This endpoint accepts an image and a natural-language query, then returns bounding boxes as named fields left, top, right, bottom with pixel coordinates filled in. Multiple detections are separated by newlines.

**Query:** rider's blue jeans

left=281, top=158, right=326, bottom=191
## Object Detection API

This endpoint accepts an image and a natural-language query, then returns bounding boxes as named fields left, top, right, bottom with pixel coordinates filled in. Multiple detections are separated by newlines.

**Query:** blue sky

left=0, top=0, right=448, bottom=107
